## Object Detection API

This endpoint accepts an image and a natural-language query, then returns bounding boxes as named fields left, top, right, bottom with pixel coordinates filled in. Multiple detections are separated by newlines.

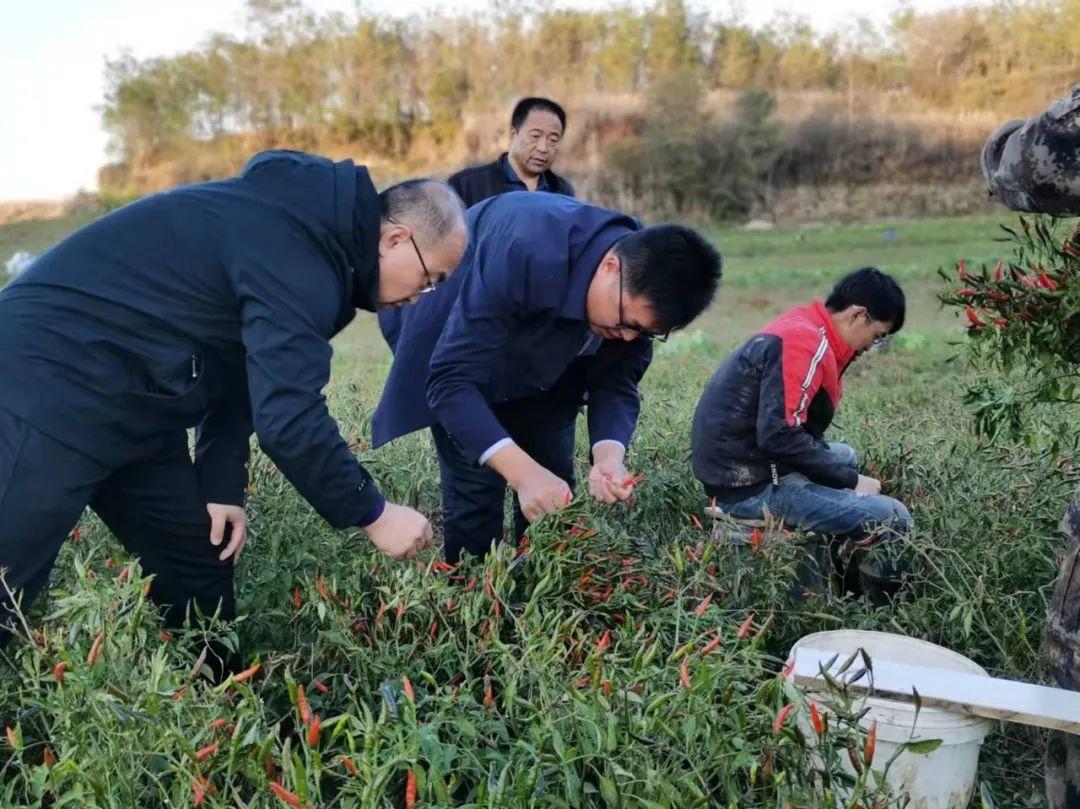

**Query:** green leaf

left=600, top=775, right=620, bottom=807
left=903, top=738, right=943, bottom=755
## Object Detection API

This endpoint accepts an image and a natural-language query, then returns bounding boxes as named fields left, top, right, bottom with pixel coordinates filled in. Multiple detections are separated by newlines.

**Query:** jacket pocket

left=126, top=352, right=209, bottom=426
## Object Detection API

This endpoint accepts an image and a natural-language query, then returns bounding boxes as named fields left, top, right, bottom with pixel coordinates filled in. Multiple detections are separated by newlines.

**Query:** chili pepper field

left=1, top=215, right=1075, bottom=807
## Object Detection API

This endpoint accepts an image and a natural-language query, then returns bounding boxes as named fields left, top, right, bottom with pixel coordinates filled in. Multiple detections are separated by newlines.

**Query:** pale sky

left=0, top=0, right=970, bottom=200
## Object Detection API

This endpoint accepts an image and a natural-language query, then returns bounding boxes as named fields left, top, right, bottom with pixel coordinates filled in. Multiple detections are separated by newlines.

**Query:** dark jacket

left=447, top=153, right=574, bottom=208
left=691, top=301, right=859, bottom=502
left=372, top=191, right=650, bottom=463
left=0, top=150, right=385, bottom=527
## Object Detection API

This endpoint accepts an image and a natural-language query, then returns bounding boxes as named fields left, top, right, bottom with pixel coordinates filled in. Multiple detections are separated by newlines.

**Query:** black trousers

left=0, top=408, right=235, bottom=649
left=431, top=395, right=578, bottom=564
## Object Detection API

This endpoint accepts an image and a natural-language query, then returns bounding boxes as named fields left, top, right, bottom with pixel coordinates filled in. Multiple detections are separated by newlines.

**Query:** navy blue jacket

left=0, top=151, right=385, bottom=528
left=447, top=153, right=574, bottom=208
left=372, top=192, right=651, bottom=463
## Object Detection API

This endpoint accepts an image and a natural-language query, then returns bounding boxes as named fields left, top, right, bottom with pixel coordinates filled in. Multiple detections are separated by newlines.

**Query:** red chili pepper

left=375, top=601, right=387, bottom=629
left=316, top=577, right=330, bottom=601
left=483, top=676, right=495, bottom=710
left=296, top=685, right=313, bottom=727
left=595, top=629, right=611, bottom=655
left=749, top=528, right=764, bottom=553
left=395, top=601, right=406, bottom=621
left=809, top=702, right=825, bottom=735
left=464, top=576, right=478, bottom=593
left=956, top=288, right=977, bottom=297
left=292, top=588, right=302, bottom=609
left=737, top=613, right=755, bottom=639
left=209, top=718, right=229, bottom=729
left=690, top=513, right=703, bottom=530
left=233, top=662, right=261, bottom=683
left=679, top=658, right=692, bottom=691
left=43, top=746, right=56, bottom=767
left=195, top=741, right=219, bottom=762
left=1020, top=274, right=1039, bottom=288
left=1038, top=272, right=1059, bottom=290
left=142, top=580, right=153, bottom=598
left=993, top=260, right=1004, bottom=281
left=72, top=524, right=81, bottom=543
left=956, top=259, right=968, bottom=279
left=87, top=631, right=105, bottom=667
left=602, top=680, right=613, bottom=697
left=847, top=741, right=863, bottom=774
left=173, top=686, right=188, bottom=702
left=264, top=753, right=276, bottom=779
left=5, top=726, right=16, bottom=749
left=700, top=633, right=723, bottom=656
left=428, top=620, right=439, bottom=643
left=269, top=782, right=303, bottom=807
left=402, top=676, right=415, bottom=702
left=695, top=594, right=713, bottom=618
left=193, top=776, right=208, bottom=807
left=115, top=567, right=130, bottom=584
left=53, top=660, right=67, bottom=684
left=341, top=755, right=358, bottom=777
left=575, top=675, right=591, bottom=689
left=965, top=306, right=985, bottom=328
left=405, top=770, right=418, bottom=808
left=311, top=679, right=329, bottom=695
left=864, top=720, right=877, bottom=766
left=772, top=703, right=794, bottom=734
left=624, top=472, right=646, bottom=488
left=780, top=657, right=795, bottom=678
left=684, top=546, right=699, bottom=564
left=307, top=715, right=321, bottom=747
left=1064, top=239, right=1080, bottom=258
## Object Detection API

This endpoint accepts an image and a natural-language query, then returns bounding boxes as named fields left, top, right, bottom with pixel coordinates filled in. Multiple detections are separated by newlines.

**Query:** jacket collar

left=810, top=300, right=855, bottom=368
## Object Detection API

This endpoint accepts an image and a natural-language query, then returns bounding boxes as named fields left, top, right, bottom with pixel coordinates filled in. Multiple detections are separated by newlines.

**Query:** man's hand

left=589, top=442, right=632, bottom=504
left=855, top=474, right=882, bottom=496
left=514, top=466, right=573, bottom=523
left=364, top=503, right=434, bottom=560
left=207, top=503, right=248, bottom=564
left=486, top=441, right=572, bottom=522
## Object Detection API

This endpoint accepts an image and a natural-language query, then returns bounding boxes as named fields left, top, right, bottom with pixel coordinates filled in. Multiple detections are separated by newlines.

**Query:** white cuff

left=591, top=439, right=625, bottom=455
left=479, top=437, right=515, bottom=465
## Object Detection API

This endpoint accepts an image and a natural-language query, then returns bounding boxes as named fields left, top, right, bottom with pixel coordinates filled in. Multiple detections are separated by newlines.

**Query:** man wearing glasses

left=0, top=151, right=467, bottom=654
left=372, top=191, right=721, bottom=563
left=691, top=268, right=912, bottom=577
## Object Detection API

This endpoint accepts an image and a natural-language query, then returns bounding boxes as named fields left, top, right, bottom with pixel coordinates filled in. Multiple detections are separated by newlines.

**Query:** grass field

left=0, top=211, right=1074, bottom=807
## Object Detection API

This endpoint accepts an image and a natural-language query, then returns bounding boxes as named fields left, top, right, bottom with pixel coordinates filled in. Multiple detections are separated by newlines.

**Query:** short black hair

left=378, top=178, right=466, bottom=243
left=617, top=225, right=722, bottom=333
left=511, top=97, right=567, bottom=132
left=825, top=267, right=906, bottom=333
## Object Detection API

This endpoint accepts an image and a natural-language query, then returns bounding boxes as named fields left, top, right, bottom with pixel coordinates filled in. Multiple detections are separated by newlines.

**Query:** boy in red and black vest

left=691, top=268, right=912, bottom=586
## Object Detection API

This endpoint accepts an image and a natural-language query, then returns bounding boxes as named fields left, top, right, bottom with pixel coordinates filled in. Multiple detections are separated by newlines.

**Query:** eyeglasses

left=614, top=267, right=669, bottom=342
left=387, top=216, right=437, bottom=294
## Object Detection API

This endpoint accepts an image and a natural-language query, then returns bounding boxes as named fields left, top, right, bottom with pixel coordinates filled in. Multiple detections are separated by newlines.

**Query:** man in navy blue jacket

left=373, top=192, right=721, bottom=562
left=0, top=151, right=466, bottom=649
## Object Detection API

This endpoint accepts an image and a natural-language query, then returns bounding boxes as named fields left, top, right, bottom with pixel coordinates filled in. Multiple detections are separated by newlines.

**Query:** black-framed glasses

left=614, top=268, right=669, bottom=342
left=387, top=216, right=437, bottom=294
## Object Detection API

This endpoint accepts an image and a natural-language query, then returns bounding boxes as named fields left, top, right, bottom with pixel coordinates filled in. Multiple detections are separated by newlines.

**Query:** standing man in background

left=448, top=97, right=575, bottom=207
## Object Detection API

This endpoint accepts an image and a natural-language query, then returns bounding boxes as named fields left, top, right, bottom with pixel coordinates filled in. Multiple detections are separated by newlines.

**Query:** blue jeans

left=723, top=443, right=913, bottom=578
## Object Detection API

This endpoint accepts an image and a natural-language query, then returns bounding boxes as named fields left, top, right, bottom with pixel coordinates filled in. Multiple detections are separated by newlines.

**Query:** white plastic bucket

left=788, top=630, right=993, bottom=809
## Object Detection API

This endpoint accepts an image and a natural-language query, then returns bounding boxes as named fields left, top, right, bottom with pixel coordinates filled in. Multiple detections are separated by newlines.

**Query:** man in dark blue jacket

left=373, top=192, right=721, bottom=562
left=447, top=97, right=575, bottom=208
left=0, top=151, right=466, bottom=649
